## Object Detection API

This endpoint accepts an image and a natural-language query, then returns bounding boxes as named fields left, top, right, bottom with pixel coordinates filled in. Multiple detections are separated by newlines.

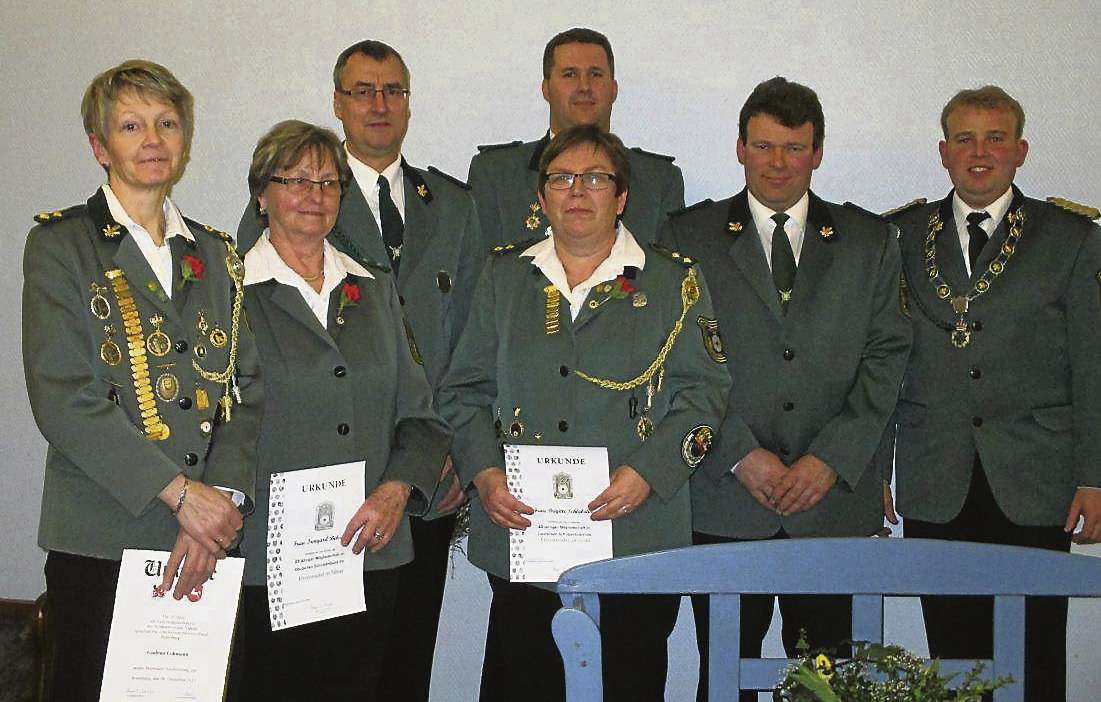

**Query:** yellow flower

left=814, top=653, right=834, bottom=681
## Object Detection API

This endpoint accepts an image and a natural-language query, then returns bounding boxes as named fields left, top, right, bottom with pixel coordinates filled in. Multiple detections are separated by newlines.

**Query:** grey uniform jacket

left=438, top=241, right=730, bottom=582
left=666, top=189, right=911, bottom=539
left=883, top=187, right=1101, bottom=526
left=237, top=160, right=482, bottom=398
left=238, top=251, right=451, bottom=585
left=467, top=133, right=685, bottom=250
left=24, top=190, right=262, bottom=560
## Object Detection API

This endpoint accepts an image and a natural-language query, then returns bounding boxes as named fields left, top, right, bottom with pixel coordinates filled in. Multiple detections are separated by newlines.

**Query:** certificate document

left=505, top=444, right=613, bottom=582
left=99, top=549, right=244, bottom=702
left=266, top=461, right=365, bottom=630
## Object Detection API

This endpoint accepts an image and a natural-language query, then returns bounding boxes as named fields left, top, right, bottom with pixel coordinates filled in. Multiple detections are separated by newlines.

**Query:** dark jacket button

left=178, top=396, right=192, bottom=410
left=779, top=447, right=790, bottom=456
left=560, top=365, right=569, bottom=377
left=782, top=401, right=794, bottom=411
left=969, top=367, right=981, bottom=380
left=184, top=453, right=198, bottom=466
left=972, top=417, right=983, bottom=427
left=971, top=320, right=983, bottom=332
left=783, top=348, right=795, bottom=361
left=558, top=420, right=569, bottom=432
left=175, top=340, right=189, bottom=353
left=334, top=365, right=347, bottom=377
left=338, top=423, right=350, bottom=435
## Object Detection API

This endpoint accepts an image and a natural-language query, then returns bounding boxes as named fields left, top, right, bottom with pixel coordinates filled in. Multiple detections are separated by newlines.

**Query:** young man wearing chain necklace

left=883, top=85, right=1101, bottom=702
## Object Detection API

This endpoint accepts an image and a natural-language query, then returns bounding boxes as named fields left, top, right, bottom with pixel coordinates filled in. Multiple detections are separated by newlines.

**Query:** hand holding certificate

left=99, top=550, right=244, bottom=702
left=504, top=445, right=614, bottom=582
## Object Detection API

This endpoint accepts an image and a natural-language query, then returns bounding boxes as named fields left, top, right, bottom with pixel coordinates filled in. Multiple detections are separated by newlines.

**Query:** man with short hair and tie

left=665, top=76, right=912, bottom=702
left=467, top=27, right=684, bottom=251
left=236, top=40, right=483, bottom=702
left=882, top=85, right=1101, bottom=702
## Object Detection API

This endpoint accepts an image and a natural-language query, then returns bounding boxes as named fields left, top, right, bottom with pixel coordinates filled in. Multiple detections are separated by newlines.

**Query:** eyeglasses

left=545, top=172, right=618, bottom=191
left=268, top=176, right=341, bottom=194
left=336, top=85, right=411, bottom=102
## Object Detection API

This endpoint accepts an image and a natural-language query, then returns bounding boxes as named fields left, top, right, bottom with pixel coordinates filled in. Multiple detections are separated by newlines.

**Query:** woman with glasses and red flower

left=22, top=60, right=263, bottom=701
left=230, top=119, right=450, bottom=700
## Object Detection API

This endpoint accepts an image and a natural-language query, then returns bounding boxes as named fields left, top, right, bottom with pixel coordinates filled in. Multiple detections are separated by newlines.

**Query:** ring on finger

left=373, top=529, right=384, bottom=541
left=619, top=504, right=631, bottom=514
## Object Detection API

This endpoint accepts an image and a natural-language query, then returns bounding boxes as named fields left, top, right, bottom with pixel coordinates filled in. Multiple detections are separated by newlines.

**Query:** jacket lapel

left=935, top=194, right=971, bottom=292
left=725, top=190, right=783, bottom=319
left=336, top=177, right=388, bottom=264
left=972, top=185, right=1026, bottom=280
left=401, top=162, right=437, bottom=283
left=267, top=281, right=339, bottom=352
left=786, top=192, right=836, bottom=319
left=168, top=234, right=198, bottom=316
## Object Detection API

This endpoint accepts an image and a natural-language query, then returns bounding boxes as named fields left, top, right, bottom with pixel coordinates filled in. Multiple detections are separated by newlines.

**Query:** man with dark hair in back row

left=666, top=76, right=912, bottom=702
left=467, top=27, right=685, bottom=250
left=882, top=85, right=1101, bottom=702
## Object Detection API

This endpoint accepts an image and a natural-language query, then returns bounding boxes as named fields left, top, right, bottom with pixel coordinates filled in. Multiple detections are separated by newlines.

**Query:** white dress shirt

left=951, top=186, right=1013, bottom=277
left=243, top=231, right=372, bottom=326
left=747, top=189, right=809, bottom=269
left=346, top=145, right=405, bottom=229
left=102, top=184, right=192, bottom=297
left=520, top=224, right=646, bottom=322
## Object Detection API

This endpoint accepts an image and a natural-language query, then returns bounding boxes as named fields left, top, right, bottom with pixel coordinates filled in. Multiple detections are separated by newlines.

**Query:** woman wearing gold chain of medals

left=22, top=60, right=261, bottom=701
left=226, top=120, right=450, bottom=699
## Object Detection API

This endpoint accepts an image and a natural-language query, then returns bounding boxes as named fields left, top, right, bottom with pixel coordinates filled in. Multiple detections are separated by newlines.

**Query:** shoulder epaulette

left=630, top=146, right=676, bottom=162
left=476, top=140, right=523, bottom=152
left=649, top=241, right=696, bottom=267
left=880, top=198, right=928, bottom=219
left=843, top=201, right=890, bottom=222
left=32, top=204, right=83, bottom=225
left=186, top=218, right=234, bottom=243
left=669, top=199, right=714, bottom=218
left=427, top=166, right=471, bottom=191
left=490, top=236, right=543, bottom=256
left=1047, top=196, right=1100, bottom=221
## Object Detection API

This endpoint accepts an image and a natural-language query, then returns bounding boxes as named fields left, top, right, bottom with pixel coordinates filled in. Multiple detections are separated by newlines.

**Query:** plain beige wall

left=3, top=1, right=1099, bottom=699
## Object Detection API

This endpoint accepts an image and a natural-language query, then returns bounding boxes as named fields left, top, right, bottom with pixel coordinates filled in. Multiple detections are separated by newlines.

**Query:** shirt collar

left=520, top=222, right=646, bottom=290
left=952, top=186, right=1014, bottom=232
left=101, top=183, right=193, bottom=242
left=345, top=144, right=402, bottom=193
left=243, top=230, right=372, bottom=289
left=746, top=188, right=809, bottom=234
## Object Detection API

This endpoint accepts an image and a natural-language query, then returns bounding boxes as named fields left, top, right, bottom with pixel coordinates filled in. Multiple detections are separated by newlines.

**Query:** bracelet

left=171, top=477, right=191, bottom=515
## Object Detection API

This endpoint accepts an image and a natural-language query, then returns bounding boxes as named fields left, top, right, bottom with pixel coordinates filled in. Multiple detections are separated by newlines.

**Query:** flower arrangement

left=774, top=636, right=1010, bottom=702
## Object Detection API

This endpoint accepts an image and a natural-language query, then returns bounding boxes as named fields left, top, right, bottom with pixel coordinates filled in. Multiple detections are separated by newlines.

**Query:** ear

left=333, top=91, right=344, bottom=122
left=615, top=187, right=628, bottom=217
left=610, top=78, right=619, bottom=105
left=811, top=145, right=824, bottom=170
left=938, top=140, right=949, bottom=169
left=541, top=79, right=550, bottom=104
left=89, top=132, right=110, bottom=168
left=537, top=189, right=547, bottom=214
left=257, top=191, right=268, bottom=216
left=1015, top=138, right=1029, bottom=167
left=735, top=138, right=747, bottom=166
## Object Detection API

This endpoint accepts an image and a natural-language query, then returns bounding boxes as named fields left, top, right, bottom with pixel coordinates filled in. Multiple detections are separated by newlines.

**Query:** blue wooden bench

left=553, top=538, right=1101, bottom=701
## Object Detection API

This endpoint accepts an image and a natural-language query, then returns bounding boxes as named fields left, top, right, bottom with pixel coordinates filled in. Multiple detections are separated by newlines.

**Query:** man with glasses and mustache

left=467, top=27, right=684, bottom=251
left=236, top=39, right=482, bottom=702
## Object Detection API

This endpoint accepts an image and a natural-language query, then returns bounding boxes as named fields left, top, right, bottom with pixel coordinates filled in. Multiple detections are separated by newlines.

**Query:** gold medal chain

left=573, top=267, right=700, bottom=392
left=191, top=243, right=244, bottom=418
left=105, top=269, right=169, bottom=440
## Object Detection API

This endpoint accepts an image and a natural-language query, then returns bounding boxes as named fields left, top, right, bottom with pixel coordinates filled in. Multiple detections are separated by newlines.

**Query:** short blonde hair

left=941, top=85, right=1026, bottom=139
left=247, top=120, right=351, bottom=223
left=81, top=60, right=195, bottom=158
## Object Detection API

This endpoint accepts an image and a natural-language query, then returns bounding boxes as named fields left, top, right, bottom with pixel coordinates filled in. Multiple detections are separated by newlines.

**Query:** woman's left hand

left=588, top=465, right=652, bottom=521
left=342, top=480, right=412, bottom=554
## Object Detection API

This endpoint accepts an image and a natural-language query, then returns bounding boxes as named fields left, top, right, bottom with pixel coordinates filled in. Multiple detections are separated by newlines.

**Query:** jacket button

left=779, top=447, right=790, bottom=456
left=175, top=340, right=189, bottom=353
left=558, top=420, right=569, bottom=432
left=178, top=396, right=192, bottom=410
left=334, top=365, right=347, bottom=377
left=971, top=320, right=983, bottom=332
left=782, top=401, right=794, bottom=411
left=783, top=348, right=795, bottom=361
left=399, top=295, right=406, bottom=306
left=337, top=423, right=350, bottom=435
left=560, top=365, right=569, bottom=377
left=972, top=417, right=983, bottom=428
left=184, top=453, right=198, bottom=466
left=969, top=367, right=981, bottom=380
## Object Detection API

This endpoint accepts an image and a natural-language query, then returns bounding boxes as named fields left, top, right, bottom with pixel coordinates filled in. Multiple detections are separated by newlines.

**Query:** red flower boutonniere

left=588, top=275, right=640, bottom=311
left=180, top=254, right=204, bottom=284
left=611, top=274, right=636, bottom=298
left=336, top=280, right=361, bottom=323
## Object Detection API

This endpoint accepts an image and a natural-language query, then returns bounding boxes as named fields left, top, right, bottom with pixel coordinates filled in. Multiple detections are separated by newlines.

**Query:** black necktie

left=378, top=175, right=404, bottom=276
left=770, top=212, right=796, bottom=313
left=966, top=210, right=990, bottom=273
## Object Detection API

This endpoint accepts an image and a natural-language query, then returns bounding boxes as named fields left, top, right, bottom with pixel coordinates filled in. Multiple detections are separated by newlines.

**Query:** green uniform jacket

left=237, top=160, right=482, bottom=397
left=467, top=134, right=685, bottom=251
left=24, top=189, right=262, bottom=560
left=884, top=188, right=1101, bottom=525
left=238, top=250, right=451, bottom=585
left=439, top=241, right=730, bottom=582
left=667, top=190, right=911, bottom=539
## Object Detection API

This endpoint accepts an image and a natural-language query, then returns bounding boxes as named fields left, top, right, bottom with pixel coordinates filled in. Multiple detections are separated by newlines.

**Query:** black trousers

left=690, top=530, right=853, bottom=702
left=44, top=551, right=122, bottom=702
left=479, top=573, right=681, bottom=702
left=376, top=513, right=457, bottom=701
left=905, top=456, right=1071, bottom=702
left=227, top=568, right=398, bottom=701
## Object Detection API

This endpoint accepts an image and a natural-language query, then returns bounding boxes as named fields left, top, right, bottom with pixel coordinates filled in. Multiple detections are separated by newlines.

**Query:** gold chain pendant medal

left=191, top=241, right=246, bottom=423
left=146, top=314, right=171, bottom=356
left=100, top=324, right=122, bottom=366
left=89, top=282, right=111, bottom=319
left=636, top=376, right=656, bottom=440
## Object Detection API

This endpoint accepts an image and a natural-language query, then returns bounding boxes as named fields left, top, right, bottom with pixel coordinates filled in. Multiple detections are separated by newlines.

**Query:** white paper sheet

left=266, top=461, right=366, bottom=630
left=505, top=444, right=613, bottom=583
left=99, top=549, right=244, bottom=702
